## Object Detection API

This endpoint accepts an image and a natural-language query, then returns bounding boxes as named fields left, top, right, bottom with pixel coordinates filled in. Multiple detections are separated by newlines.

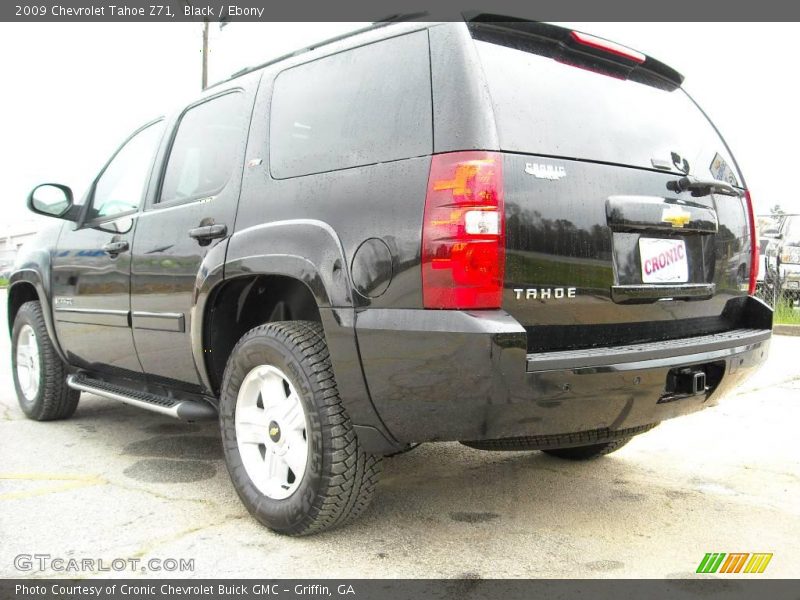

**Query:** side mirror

left=27, top=184, right=78, bottom=221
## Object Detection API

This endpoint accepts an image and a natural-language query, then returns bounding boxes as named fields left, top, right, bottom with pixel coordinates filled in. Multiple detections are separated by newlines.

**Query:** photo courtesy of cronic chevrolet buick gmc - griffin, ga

left=8, top=17, right=772, bottom=535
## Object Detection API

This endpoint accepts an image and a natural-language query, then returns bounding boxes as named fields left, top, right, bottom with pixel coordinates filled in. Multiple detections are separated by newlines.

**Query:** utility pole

left=184, top=1, right=210, bottom=91
left=201, top=16, right=209, bottom=90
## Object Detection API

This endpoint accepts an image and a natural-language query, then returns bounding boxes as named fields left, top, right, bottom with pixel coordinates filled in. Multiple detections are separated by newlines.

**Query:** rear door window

left=269, top=31, right=432, bottom=179
left=159, top=92, right=247, bottom=204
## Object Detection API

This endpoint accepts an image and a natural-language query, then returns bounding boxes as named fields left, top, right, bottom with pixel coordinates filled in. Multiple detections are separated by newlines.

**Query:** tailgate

left=503, top=155, right=750, bottom=352
left=468, top=20, right=753, bottom=352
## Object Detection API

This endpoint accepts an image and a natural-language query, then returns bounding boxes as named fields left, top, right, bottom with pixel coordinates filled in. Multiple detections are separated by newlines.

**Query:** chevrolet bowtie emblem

left=661, top=205, right=691, bottom=228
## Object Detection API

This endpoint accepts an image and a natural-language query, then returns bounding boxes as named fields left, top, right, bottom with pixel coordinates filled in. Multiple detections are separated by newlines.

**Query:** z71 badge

left=513, top=287, right=576, bottom=300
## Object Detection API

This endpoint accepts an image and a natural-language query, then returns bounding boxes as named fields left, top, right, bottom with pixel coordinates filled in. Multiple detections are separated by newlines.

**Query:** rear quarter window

left=269, top=30, right=432, bottom=179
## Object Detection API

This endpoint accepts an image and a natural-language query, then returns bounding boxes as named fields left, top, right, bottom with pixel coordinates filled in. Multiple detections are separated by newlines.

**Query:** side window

left=159, top=92, right=247, bottom=204
left=90, top=121, right=165, bottom=220
left=270, top=31, right=432, bottom=179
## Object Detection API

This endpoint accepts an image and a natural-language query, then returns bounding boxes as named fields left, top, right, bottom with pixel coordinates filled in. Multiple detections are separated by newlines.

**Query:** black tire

left=219, top=321, right=382, bottom=536
left=11, top=300, right=80, bottom=421
left=542, top=437, right=633, bottom=460
left=461, top=424, right=656, bottom=453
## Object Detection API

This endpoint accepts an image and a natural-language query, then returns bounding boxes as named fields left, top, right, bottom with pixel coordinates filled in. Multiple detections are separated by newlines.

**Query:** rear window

left=269, top=31, right=432, bottom=179
left=473, top=37, right=742, bottom=184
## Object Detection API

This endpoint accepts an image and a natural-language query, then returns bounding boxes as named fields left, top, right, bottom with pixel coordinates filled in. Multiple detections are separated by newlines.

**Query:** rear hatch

left=469, top=19, right=753, bottom=353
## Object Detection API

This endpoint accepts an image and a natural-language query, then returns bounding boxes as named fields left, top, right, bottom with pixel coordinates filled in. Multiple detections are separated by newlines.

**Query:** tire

left=219, top=321, right=382, bottom=536
left=461, top=424, right=656, bottom=455
left=11, top=300, right=80, bottom=421
left=542, top=437, right=633, bottom=460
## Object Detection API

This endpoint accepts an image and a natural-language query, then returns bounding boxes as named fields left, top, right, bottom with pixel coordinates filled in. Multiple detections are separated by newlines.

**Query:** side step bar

left=66, top=374, right=217, bottom=422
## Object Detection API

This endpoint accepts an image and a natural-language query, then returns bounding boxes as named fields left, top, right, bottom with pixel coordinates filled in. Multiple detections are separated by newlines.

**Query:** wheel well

left=204, top=275, right=322, bottom=394
left=7, top=282, right=39, bottom=333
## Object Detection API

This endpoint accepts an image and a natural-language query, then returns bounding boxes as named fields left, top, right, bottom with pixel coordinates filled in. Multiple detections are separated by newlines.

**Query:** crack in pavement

left=129, top=514, right=248, bottom=563
left=0, top=474, right=247, bottom=579
left=741, top=463, right=800, bottom=484
left=0, top=470, right=228, bottom=509
left=18, top=514, right=249, bottom=579
left=107, top=477, right=223, bottom=508
left=0, top=473, right=107, bottom=501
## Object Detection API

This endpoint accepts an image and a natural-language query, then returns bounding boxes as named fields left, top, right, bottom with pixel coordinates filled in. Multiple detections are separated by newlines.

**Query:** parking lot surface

left=1, top=290, right=798, bottom=578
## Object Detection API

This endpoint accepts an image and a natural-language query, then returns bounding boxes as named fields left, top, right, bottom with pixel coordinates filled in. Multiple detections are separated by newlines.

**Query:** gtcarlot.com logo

left=696, top=552, right=773, bottom=574
left=14, top=554, right=194, bottom=573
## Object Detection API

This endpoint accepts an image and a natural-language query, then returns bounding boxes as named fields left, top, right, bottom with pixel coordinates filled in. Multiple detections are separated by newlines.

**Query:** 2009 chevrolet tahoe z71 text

left=9, top=18, right=772, bottom=535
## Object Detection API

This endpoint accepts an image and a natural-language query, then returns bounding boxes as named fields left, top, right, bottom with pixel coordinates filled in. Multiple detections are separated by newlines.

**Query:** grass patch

left=774, top=299, right=800, bottom=325
left=0, top=277, right=8, bottom=289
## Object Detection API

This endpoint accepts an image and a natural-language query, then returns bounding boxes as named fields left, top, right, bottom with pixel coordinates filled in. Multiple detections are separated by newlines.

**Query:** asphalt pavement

left=1, top=289, right=798, bottom=578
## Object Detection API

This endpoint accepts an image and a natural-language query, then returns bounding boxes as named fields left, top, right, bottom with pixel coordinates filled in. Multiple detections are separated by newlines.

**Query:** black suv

left=9, top=19, right=772, bottom=535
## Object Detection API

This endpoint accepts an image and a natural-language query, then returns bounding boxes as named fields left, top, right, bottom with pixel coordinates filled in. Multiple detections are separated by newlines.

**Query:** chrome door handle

left=188, top=224, right=227, bottom=246
left=102, top=240, right=129, bottom=256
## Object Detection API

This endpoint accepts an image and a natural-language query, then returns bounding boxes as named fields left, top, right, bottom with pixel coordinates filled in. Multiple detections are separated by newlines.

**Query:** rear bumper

left=354, top=297, right=772, bottom=445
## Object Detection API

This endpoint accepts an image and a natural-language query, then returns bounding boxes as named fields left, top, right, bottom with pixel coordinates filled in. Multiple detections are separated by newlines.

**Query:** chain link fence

left=755, top=262, right=799, bottom=309
left=754, top=270, right=782, bottom=308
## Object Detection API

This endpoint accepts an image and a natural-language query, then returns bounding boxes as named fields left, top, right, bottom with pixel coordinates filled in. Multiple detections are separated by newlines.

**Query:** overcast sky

left=0, top=21, right=797, bottom=235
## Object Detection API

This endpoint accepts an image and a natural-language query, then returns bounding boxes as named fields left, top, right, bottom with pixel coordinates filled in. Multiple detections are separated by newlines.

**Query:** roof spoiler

left=464, top=14, right=684, bottom=91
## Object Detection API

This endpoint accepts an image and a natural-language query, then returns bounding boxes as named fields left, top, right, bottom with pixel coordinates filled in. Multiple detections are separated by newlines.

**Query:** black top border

left=4, top=0, right=800, bottom=22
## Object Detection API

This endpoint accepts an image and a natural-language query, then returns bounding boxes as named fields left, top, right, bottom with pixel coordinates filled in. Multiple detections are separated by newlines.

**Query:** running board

left=66, top=374, right=217, bottom=422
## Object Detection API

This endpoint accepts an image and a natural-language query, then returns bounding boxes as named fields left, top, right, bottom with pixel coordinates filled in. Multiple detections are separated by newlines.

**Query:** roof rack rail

left=374, top=11, right=429, bottom=22
left=210, top=14, right=429, bottom=89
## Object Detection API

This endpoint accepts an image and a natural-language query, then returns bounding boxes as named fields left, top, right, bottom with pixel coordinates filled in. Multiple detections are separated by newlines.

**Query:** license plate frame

left=639, top=238, right=689, bottom=284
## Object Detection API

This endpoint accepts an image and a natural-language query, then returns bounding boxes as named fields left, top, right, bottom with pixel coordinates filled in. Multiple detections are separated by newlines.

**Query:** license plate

left=639, top=238, right=688, bottom=284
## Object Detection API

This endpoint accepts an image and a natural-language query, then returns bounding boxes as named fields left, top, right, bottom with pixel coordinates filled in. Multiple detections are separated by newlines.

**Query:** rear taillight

left=421, top=151, right=505, bottom=309
left=745, top=189, right=758, bottom=295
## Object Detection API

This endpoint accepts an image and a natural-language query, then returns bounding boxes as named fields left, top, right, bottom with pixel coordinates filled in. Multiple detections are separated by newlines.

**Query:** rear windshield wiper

left=668, top=176, right=742, bottom=197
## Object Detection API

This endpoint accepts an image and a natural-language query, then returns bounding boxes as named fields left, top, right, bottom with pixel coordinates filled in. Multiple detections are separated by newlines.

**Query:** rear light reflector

left=745, top=189, right=758, bottom=296
left=422, top=151, right=505, bottom=309
left=570, top=30, right=646, bottom=64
